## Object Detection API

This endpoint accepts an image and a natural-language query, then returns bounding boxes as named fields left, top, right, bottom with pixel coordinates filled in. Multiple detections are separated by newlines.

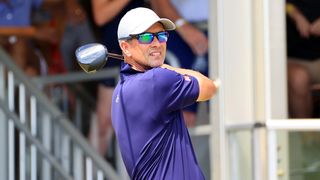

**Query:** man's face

left=123, top=23, right=167, bottom=71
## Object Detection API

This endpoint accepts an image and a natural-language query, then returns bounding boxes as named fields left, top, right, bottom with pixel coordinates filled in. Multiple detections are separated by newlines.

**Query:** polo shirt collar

left=120, top=63, right=143, bottom=82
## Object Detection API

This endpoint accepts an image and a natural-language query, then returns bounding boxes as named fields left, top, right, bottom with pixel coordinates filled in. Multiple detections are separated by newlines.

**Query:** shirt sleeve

left=153, top=67, right=199, bottom=113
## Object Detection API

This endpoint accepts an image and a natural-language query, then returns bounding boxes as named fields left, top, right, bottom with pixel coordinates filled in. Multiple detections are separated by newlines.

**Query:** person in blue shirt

left=0, top=0, right=59, bottom=75
left=0, top=0, right=43, bottom=72
left=112, top=7, right=219, bottom=179
left=0, top=0, right=42, bottom=26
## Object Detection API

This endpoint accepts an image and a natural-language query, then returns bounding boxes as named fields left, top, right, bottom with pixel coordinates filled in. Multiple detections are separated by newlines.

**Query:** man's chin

left=151, top=63, right=163, bottom=68
left=150, top=59, right=164, bottom=67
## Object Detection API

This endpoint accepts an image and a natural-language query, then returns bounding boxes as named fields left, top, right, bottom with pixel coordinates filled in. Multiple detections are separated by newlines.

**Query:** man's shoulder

left=149, top=67, right=180, bottom=78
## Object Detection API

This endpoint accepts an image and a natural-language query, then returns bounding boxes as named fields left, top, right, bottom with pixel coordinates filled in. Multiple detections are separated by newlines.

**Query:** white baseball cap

left=117, top=7, right=176, bottom=40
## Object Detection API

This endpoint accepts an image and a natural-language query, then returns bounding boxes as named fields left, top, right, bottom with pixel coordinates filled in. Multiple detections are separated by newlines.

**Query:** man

left=112, top=7, right=219, bottom=179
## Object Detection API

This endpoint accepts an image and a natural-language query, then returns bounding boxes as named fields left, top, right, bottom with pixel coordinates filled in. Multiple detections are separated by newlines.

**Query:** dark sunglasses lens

left=157, top=32, right=169, bottom=43
left=138, top=33, right=154, bottom=44
left=137, top=32, right=169, bottom=44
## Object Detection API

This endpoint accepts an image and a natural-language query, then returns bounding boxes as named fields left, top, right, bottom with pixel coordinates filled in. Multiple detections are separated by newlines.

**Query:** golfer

left=112, top=7, right=219, bottom=179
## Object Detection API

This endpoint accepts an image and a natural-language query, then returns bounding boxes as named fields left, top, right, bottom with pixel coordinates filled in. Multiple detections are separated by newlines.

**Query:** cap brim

left=159, top=18, right=176, bottom=31
left=130, top=18, right=176, bottom=35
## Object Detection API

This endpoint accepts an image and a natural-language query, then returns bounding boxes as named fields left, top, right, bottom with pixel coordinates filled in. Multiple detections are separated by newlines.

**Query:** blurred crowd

left=0, top=0, right=96, bottom=76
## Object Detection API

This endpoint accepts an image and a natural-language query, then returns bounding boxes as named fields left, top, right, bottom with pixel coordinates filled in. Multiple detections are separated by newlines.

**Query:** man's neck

left=125, top=59, right=151, bottom=72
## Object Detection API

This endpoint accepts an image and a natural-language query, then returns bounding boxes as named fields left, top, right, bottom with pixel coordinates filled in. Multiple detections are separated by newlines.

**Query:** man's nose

left=151, top=36, right=161, bottom=45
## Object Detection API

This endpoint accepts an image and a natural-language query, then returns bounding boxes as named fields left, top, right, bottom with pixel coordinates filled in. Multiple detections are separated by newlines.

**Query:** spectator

left=286, top=0, right=320, bottom=118
left=0, top=0, right=42, bottom=74
left=150, top=0, right=209, bottom=127
left=0, top=0, right=60, bottom=76
left=60, top=0, right=96, bottom=71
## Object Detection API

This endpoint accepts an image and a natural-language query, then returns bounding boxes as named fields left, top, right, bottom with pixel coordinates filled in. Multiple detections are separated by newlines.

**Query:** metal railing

left=226, top=119, right=320, bottom=180
left=0, top=48, right=121, bottom=180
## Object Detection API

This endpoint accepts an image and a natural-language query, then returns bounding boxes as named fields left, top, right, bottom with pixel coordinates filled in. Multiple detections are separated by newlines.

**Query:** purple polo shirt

left=112, top=63, right=205, bottom=179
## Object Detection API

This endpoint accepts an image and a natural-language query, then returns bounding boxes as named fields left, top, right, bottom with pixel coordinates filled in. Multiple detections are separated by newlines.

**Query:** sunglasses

left=120, top=31, right=169, bottom=44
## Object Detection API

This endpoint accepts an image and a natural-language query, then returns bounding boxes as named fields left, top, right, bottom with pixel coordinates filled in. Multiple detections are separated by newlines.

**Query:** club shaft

left=108, top=52, right=124, bottom=60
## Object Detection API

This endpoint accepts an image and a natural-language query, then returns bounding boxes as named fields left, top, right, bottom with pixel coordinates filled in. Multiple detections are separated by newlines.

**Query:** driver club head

left=75, top=43, right=108, bottom=73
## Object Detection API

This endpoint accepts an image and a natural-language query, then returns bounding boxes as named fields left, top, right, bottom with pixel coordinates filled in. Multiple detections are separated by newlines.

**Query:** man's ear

left=120, top=41, right=132, bottom=57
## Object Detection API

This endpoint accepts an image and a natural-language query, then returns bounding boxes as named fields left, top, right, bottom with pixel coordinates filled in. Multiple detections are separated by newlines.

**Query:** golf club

left=75, top=43, right=124, bottom=73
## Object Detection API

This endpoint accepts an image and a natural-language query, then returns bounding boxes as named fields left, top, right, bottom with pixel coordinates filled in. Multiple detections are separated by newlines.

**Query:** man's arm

left=161, top=64, right=219, bottom=101
left=150, top=0, right=180, bottom=22
left=91, top=0, right=132, bottom=26
left=150, top=0, right=208, bottom=56
left=0, top=27, right=36, bottom=37
left=286, top=2, right=311, bottom=38
left=310, top=18, right=320, bottom=36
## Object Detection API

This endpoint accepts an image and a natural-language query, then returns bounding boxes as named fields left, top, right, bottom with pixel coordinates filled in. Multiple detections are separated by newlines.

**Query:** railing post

left=268, top=129, right=277, bottom=180
left=86, top=157, right=93, bottom=180
left=0, top=62, right=8, bottom=180
left=42, top=112, right=52, bottom=180
left=8, top=71, right=15, bottom=180
left=73, top=146, right=84, bottom=180
left=61, top=133, right=71, bottom=174
left=30, top=96, right=37, bottom=180
left=19, top=84, right=26, bottom=180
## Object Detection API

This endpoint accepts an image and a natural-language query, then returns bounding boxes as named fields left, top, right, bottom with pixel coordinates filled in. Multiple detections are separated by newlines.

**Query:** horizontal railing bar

left=226, top=122, right=255, bottom=131
left=267, top=119, right=320, bottom=131
left=226, top=122, right=265, bottom=132
left=0, top=99, right=73, bottom=180
left=189, top=122, right=264, bottom=135
left=188, top=125, right=212, bottom=136
left=0, top=27, right=37, bottom=37
left=226, top=119, right=320, bottom=132
left=32, top=68, right=119, bottom=85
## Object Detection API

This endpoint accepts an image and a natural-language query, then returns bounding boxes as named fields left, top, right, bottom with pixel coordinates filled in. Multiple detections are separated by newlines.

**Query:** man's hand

left=287, top=3, right=312, bottom=38
left=294, top=12, right=311, bottom=38
left=310, top=18, right=320, bottom=36
left=177, top=23, right=208, bottom=56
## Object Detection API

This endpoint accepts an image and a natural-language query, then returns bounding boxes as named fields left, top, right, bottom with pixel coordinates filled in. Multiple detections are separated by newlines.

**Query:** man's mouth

left=150, top=51, right=161, bottom=57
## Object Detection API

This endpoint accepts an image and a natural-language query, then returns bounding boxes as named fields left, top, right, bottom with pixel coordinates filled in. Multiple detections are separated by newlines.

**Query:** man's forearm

left=286, top=3, right=303, bottom=22
left=92, top=0, right=131, bottom=26
left=150, top=0, right=182, bottom=23
left=0, top=27, right=36, bottom=37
